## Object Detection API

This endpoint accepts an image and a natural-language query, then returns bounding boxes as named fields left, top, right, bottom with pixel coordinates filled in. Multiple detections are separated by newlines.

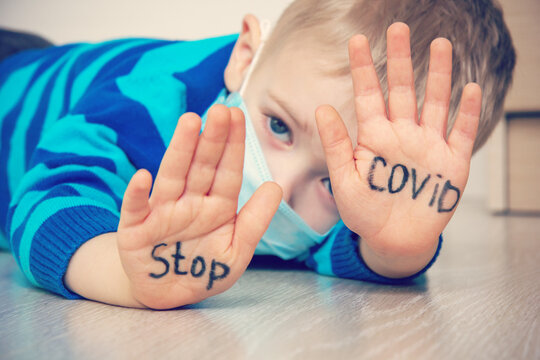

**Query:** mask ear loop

left=239, top=19, right=272, bottom=97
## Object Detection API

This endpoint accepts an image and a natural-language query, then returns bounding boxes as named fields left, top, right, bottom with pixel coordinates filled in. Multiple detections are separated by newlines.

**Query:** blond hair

left=260, top=0, right=516, bottom=153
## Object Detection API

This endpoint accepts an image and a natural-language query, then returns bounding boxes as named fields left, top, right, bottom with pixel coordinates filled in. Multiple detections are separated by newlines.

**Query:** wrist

left=65, top=232, right=146, bottom=308
left=358, top=236, right=439, bottom=279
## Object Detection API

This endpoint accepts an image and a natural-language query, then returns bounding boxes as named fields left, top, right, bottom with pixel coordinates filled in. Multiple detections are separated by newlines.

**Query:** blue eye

left=268, top=117, right=292, bottom=144
left=322, top=177, right=333, bottom=196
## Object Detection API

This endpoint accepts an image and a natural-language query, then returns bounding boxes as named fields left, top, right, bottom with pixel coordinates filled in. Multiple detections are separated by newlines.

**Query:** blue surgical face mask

left=201, top=21, right=335, bottom=260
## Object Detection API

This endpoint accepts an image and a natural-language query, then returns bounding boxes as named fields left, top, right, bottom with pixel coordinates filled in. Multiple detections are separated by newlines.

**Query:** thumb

left=315, top=104, right=356, bottom=185
left=119, top=169, right=153, bottom=229
left=232, top=181, right=282, bottom=264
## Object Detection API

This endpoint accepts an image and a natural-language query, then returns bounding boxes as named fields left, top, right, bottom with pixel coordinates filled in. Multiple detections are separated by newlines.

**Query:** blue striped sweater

left=0, top=34, right=441, bottom=299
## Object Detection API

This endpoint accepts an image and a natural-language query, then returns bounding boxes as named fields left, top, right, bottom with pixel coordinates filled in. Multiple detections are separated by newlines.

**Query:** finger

left=387, top=22, right=418, bottom=123
left=420, top=38, right=453, bottom=138
left=447, top=83, right=482, bottom=160
left=185, top=104, right=231, bottom=195
left=209, top=107, right=246, bottom=200
left=349, top=34, right=387, bottom=131
left=232, top=181, right=282, bottom=266
left=119, top=169, right=152, bottom=229
left=315, top=105, right=356, bottom=186
left=151, top=113, right=201, bottom=204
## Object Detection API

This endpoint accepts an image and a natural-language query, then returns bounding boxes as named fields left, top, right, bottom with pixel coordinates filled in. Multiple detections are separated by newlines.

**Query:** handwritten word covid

left=368, top=156, right=461, bottom=212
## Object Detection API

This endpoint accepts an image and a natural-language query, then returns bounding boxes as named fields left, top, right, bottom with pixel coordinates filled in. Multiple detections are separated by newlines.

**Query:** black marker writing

left=367, top=156, right=461, bottom=213
left=172, top=242, right=188, bottom=275
left=388, top=164, right=409, bottom=194
left=208, top=260, right=230, bottom=290
left=368, top=156, right=387, bottom=192
left=148, top=242, right=230, bottom=290
left=429, top=182, right=439, bottom=207
left=429, top=174, right=443, bottom=207
left=411, top=169, right=430, bottom=200
left=437, top=180, right=460, bottom=213
left=150, top=243, right=169, bottom=279
left=190, top=256, right=206, bottom=278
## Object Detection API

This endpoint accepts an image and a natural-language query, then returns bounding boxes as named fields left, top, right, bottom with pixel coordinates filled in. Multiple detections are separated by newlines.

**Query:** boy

left=0, top=0, right=515, bottom=309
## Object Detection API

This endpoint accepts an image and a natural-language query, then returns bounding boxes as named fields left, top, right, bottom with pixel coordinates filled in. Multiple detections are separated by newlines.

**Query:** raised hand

left=117, top=105, right=282, bottom=309
left=315, top=23, right=482, bottom=278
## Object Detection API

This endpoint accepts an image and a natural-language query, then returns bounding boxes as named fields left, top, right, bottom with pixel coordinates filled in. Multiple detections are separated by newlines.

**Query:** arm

left=7, top=114, right=130, bottom=299
left=9, top=107, right=280, bottom=308
left=65, top=232, right=144, bottom=307
left=306, top=221, right=442, bottom=283
left=314, top=23, right=481, bottom=279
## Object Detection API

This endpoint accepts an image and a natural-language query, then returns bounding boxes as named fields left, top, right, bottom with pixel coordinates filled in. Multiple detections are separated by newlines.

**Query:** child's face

left=243, top=48, right=355, bottom=233
left=226, top=25, right=356, bottom=233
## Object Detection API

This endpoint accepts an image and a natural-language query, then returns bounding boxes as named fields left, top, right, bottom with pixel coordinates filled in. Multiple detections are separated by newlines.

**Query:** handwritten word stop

left=149, top=242, right=230, bottom=290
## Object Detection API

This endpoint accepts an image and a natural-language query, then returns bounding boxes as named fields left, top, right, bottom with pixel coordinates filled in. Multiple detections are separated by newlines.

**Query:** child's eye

left=268, top=116, right=292, bottom=144
left=322, top=177, right=333, bottom=196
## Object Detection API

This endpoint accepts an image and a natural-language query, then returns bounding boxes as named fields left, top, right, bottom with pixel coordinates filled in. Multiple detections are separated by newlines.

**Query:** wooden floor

left=1, top=197, right=539, bottom=360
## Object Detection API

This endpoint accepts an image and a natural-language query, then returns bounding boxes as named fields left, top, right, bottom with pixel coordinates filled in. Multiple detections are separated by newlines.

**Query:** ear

left=224, top=14, right=262, bottom=92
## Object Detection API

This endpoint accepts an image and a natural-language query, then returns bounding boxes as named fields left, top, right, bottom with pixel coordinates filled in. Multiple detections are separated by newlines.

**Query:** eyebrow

left=267, top=91, right=311, bottom=135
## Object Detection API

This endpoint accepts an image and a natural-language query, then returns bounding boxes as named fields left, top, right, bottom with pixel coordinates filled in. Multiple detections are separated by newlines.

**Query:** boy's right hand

left=117, top=105, right=282, bottom=309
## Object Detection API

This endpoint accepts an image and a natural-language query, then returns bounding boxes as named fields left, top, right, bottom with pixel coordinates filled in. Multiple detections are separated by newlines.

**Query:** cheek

left=256, top=135, right=284, bottom=176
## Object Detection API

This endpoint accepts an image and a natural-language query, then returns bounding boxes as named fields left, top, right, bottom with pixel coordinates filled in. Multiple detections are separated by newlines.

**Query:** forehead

left=255, top=43, right=357, bottom=137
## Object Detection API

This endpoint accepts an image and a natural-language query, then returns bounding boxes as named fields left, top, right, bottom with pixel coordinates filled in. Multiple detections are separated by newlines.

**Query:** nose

left=273, top=160, right=317, bottom=210
left=274, top=169, right=297, bottom=207
left=273, top=150, right=328, bottom=209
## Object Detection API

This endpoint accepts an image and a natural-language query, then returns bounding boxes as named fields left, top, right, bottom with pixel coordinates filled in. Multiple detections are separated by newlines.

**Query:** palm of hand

left=117, top=106, right=281, bottom=309
left=316, top=23, right=481, bottom=261
left=119, top=193, right=237, bottom=307
left=350, top=112, right=470, bottom=249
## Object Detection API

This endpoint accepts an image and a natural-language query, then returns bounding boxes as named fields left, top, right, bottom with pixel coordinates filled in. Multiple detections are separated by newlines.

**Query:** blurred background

left=0, top=0, right=292, bottom=43
left=1, top=0, right=538, bottom=211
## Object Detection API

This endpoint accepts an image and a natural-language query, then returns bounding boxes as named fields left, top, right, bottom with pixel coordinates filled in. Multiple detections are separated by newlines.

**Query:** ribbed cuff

left=331, top=226, right=443, bottom=284
left=29, top=205, right=119, bottom=299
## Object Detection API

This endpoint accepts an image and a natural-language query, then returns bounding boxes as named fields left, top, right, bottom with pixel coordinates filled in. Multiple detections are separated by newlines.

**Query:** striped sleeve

left=6, top=112, right=141, bottom=298
left=1, top=39, right=167, bottom=298
left=305, top=221, right=443, bottom=284
left=0, top=39, right=160, bottom=252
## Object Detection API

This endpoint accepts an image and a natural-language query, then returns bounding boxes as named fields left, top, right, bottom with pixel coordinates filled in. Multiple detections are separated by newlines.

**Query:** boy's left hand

left=315, top=22, right=482, bottom=278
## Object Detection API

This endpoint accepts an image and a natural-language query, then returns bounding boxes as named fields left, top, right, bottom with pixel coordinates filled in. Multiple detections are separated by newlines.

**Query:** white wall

left=0, top=0, right=487, bottom=201
left=0, top=0, right=293, bottom=42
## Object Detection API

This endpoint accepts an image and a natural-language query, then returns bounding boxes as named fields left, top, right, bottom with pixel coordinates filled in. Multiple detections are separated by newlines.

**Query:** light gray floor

left=1, top=198, right=539, bottom=360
